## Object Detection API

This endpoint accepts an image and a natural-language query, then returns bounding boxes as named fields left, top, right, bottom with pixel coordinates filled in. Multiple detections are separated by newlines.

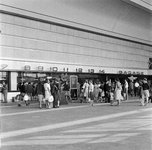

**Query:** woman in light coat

left=82, top=80, right=89, bottom=103
left=44, top=79, right=52, bottom=108
left=115, top=78, right=123, bottom=106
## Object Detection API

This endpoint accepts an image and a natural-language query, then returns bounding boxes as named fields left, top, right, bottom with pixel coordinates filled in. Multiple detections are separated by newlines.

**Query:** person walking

left=36, top=79, right=44, bottom=108
left=88, top=80, right=94, bottom=106
left=26, top=82, right=34, bottom=101
left=63, top=81, right=71, bottom=103
left=115, top=78, right=123, bottom=106
left=2, top=81, right=8, bottom=103
left=141, top=78, right=150, bottom=106
left=17, top=82, right=28, bottom=106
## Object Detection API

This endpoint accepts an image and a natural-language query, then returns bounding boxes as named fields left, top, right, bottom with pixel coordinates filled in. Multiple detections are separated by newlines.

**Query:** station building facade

left=0, top=0, right=152, bottom=100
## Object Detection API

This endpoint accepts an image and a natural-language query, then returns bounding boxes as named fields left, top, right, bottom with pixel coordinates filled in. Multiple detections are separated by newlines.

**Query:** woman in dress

left=115, top=78, right=123, bottom=106
left=82, top=80, right=89, bottom=103
left=44, top=79, right=52, bottom=108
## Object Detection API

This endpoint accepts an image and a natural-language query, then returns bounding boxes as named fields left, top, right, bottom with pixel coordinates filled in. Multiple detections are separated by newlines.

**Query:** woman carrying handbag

left=44, top=78, right=53, bottom=109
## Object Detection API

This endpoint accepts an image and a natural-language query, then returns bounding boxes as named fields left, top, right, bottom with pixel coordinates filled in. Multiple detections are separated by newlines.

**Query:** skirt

left=115, top=89, right=123, bottom=100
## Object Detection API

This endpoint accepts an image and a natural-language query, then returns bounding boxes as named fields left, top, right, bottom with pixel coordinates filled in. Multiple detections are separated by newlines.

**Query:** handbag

left=48, top=95, right=54, bottom=102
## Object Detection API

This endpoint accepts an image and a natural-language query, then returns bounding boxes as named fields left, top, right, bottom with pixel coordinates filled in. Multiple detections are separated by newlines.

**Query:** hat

left=143, top=78, right=147, bottom=81
left=46, top=76, right=52, bottom=79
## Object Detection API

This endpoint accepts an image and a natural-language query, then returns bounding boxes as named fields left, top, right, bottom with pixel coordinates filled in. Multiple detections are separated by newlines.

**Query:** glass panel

left=0, top=72, right=8, bottom=80
left=10, top=72, right=18, bottom=91
left=0, top=71, right=9, bottom=92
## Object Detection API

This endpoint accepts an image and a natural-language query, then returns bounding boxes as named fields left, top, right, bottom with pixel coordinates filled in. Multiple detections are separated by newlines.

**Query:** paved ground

left=1, top=98, right=152, bottom=150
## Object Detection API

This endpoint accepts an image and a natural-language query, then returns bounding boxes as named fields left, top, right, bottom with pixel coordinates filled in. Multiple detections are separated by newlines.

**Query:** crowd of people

left=79, top=78, right=152, bottom=106
left=0, top=77, right=152, bottom=108
left=17, top=78, right=61, bottom=109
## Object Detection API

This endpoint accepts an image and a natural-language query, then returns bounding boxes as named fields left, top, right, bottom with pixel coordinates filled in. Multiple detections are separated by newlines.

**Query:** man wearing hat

left=141, top=78, right=150, bottom=106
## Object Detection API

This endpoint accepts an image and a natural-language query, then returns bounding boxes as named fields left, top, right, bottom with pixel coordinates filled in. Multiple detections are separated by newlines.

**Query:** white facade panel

left=0, top=8, right=152, bottom=75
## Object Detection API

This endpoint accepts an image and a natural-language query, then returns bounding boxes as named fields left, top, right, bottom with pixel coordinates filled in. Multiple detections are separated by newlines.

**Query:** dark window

left=149, top=58, right=152, bottom=69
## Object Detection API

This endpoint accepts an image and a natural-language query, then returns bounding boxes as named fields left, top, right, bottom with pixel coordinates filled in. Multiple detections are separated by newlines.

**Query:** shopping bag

left=23, top=94, right=29, bottom=101
left=88, top=98, right=91, bottom=102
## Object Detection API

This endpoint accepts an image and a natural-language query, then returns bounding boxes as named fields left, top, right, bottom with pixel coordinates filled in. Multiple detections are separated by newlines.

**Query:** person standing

left=134, top=81, right=139, bottom=97
left=94, top=82, right=99, bottom=101
left=149, top=84, right=152, bottom=103
left=44, top=79, right=52, bottom=109
left=82, top=80, right=89, bottom=103
left=2, top=81, right=8, bottom=103
left=138, top=79, right=143, bottom=105
left=99, top=81, right=105, bottom=100
left=129, top=80, right=134, bottom=97
left=36, top=80, right=44, bottom=108
left=141, top=78, right=150, bottom=106
left=51, top=78, right=61, bottom=108
left=23, top=81, right=30, bottom=106
left=104, top=79, right=111, bottom=103
left=115, top=78, right=123, bottom=106
left=124, top=79, right=129, bottom=101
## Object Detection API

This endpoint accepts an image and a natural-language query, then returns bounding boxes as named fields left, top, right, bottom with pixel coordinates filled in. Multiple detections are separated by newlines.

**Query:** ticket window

left=70, top=75, right=78, bottom=99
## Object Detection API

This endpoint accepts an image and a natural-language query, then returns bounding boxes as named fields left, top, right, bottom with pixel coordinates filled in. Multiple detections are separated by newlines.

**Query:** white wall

left=0, top=0, right=152, bottom=44
left=0, top=13, right=151, bottom=75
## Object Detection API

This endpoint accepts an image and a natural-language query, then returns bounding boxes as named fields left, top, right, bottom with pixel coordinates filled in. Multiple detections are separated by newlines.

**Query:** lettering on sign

left=99, top=70, right=105, bottom=73
left=24, top=65, right=30, bottom=70
left=38, top=66, right=43, bottom=71
left=76, top=68, right=83, bottom=73
left=88, top=69, right=94, bottom=73
left=50, top=67, right=58, bottom=72
left=118, top=71, right=144, bottom=75
left=63, top=68, right=69, bottom=72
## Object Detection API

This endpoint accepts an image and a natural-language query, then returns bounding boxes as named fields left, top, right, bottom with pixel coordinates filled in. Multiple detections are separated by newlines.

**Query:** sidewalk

left=0, top=96, right=140, bottom=108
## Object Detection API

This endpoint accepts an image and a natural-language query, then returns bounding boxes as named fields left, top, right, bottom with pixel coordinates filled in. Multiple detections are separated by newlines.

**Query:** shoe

left=18, top=104, right=22, bottom=107
left=116, top=100, right=120, bottom=106
left=26, top=102, right=30, bottom=106
left=144, top=103, right=148, bottom=106
left=39, top=106, right=42, bottom=109
left=56, top=106, right=59, bottom=108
